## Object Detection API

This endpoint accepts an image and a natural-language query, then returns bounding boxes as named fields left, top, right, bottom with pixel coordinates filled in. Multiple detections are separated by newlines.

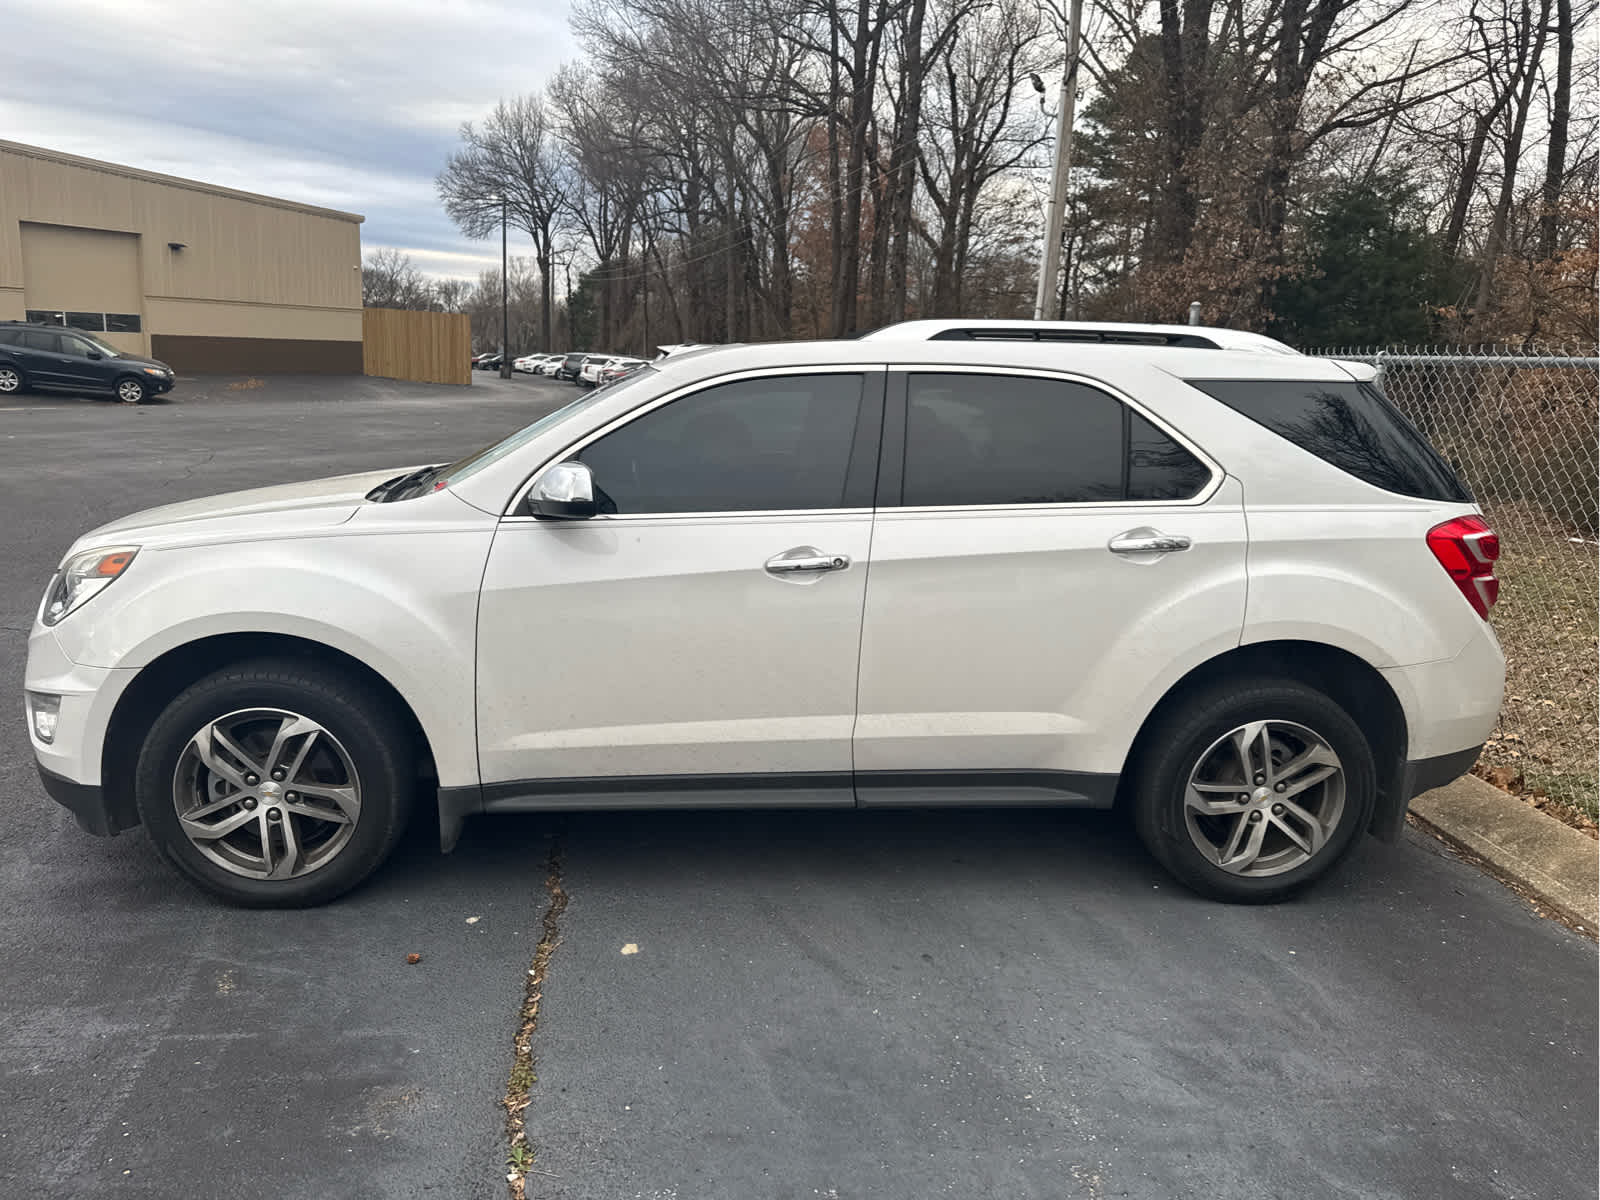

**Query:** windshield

left=438, top=365, right=660, bottom=487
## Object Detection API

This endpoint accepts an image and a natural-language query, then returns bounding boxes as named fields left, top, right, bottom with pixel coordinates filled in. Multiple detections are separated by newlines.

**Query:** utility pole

left=1033, top=0, right=1083, bottom=322
left=500, top=193, right=511, bottom=379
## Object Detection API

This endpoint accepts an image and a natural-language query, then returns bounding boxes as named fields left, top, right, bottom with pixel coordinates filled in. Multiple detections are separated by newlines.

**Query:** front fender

left=51, top=528, right=495, bottom=788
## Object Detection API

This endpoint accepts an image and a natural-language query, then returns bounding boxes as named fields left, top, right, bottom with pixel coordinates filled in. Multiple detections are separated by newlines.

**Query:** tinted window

left=66, top=312, right=105, bottom=332
left=0, top=329, right=20, bottom=346
left=25, top=310, right=64, bottom=326
left=61, top=335, right=98, bottom=357
left=22, top=331, right=61, bottom=353
left=904, top=374, right=1126, bottom=505
left=1128, top=412, right=1211, bottom=500
left=1189, top=379, right=1470, bottom=501
left=106, top=313, right=142, bottom=333
left=577, top=374, right=863, bottom=513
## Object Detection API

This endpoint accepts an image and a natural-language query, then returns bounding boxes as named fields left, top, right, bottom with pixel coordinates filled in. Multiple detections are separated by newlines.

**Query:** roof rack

left=927, top=327, right=1221, bottom=349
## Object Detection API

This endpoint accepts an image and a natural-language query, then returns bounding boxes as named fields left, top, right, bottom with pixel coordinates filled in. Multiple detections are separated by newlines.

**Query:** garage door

left=21, top=223, right=146, bottom=355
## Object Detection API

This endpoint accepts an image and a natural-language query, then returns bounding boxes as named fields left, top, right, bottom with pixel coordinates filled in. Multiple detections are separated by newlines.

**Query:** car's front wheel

left=1131, top=678, right=1376, bottom=902
left=115, top=376, right=148, bottom=404
left=135, top=659, right=414, bottom=907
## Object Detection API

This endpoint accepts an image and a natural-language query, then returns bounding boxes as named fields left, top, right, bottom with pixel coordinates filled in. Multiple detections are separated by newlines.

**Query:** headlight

left=143, top=367, right=168, bottom=377
left=41, top=546, right=139, bottom=626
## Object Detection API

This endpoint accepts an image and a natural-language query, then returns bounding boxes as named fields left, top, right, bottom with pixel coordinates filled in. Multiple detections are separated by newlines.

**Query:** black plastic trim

left=481, top=772, right=855, bottom=813
left=855, top=769, right=1118, bottom=808
left=928, top=327, right=1222, bottom=349
left=1372, top=744, right=1483, bottom=842
left=37, top=764, right=134, bottom=837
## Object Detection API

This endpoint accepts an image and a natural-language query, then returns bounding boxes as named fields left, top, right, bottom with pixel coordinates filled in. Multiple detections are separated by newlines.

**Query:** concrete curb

left=1411, top=773, right=1598, bottom=932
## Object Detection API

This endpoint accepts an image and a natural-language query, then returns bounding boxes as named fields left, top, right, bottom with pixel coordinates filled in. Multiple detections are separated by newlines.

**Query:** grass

left=1478, top=504, right=1598, bottom=828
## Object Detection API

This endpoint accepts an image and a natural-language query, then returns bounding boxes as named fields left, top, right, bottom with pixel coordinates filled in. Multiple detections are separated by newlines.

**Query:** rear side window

left=22, top=331, right=61, bottom=353
left=902, top=373, right=1210, bottom=506
left=1188, top=379, right=1470, bottom=502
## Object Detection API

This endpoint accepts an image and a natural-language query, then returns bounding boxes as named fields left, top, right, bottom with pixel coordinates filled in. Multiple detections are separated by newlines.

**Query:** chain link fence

left=1315, top=346, right=1599, bottom=818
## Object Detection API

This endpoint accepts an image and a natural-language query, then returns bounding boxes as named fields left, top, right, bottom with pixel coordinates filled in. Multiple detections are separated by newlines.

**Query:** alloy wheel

left=0, top=367, right=20, bottom=393
left=172, top=708, right=363, bottom=880
left=1183, top=720, right=1345, bottom=877
left=117, top=379, right=145, bottom=403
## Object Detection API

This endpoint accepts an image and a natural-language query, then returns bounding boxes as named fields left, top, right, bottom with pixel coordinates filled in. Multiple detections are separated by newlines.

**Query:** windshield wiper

left=365, top=465, right=441, bottom=503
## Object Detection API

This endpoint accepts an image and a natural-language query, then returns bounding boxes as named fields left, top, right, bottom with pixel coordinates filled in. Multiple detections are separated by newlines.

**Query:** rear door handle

left=1108, top=527, right=1192, bottom=555
left=765, top=546, right=851, bottom=575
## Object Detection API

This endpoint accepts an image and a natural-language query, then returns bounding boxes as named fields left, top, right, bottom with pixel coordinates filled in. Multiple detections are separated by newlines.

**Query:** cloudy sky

left=3, top=0, right=577, bottom=279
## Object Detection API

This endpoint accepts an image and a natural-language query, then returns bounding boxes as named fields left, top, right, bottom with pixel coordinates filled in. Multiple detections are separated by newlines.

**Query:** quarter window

left=1188, top=379, right=1470, bottom=502
left=902, top=373, right=1208, bottom=506
left=576, top=374, right=865, bottom=514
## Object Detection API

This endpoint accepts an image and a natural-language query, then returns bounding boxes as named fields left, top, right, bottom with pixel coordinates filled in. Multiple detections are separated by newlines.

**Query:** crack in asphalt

left=504, top=838, right=568, bottom=1199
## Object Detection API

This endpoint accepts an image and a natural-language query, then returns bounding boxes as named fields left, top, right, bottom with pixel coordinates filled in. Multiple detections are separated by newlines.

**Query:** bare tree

left=437, top=94, right=571, bottom=351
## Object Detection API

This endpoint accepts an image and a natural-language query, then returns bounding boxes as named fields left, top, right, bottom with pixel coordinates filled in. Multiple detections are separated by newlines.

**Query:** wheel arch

left=1116, top=639, right=1410, bottom=840
left=100, top=632, right=438, bottom=834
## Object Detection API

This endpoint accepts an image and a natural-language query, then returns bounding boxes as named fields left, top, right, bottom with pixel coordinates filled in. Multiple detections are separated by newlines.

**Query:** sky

left=2, top=0, right=577, bottom=280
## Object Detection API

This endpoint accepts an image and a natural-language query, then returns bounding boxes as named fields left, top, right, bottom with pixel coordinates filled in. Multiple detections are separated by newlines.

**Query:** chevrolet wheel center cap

left=1253, top=787, right=1271, bottom=803
left=261, top=781, right=283, bottom=798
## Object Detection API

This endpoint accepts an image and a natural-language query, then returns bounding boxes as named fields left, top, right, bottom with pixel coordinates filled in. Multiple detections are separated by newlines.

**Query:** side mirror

left=86, top=351, right=102, bottom=360
left=528, top=461, right=598, bottom=520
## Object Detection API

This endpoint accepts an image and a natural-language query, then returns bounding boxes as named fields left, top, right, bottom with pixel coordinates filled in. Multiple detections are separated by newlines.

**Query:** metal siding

left=0, top=142, right=362, bottom=340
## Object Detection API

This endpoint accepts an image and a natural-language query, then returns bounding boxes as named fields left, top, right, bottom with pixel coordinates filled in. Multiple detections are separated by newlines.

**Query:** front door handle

left=1108, top=527, right=1192, bottom=555
left=765, top=546, right=851, bottom=575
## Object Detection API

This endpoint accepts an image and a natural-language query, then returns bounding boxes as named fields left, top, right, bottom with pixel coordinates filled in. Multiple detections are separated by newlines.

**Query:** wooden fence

left=362, top=308, right=470, bottom=385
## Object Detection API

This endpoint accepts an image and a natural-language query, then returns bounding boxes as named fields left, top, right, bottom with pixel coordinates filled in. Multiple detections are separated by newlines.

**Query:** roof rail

left=926, top=326, right=1222, bottom=349
left=856, top=319, right=1300, bottom=355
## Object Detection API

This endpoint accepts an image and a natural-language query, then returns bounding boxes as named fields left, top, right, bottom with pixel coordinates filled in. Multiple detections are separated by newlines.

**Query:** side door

left=18, top=329, right=70, bottom=388
left=853, top=367, right=1248, bottom=805
left=475, top=367, right=884, bottom=805
left=57, top=332, right=116, bottom=393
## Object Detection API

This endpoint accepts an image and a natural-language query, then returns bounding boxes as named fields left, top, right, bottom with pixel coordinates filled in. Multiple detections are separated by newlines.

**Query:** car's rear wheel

left=135, top=659, right=414, bottom=907
left=0, top=365, right=24, bottom=394
left=1131, top=678, right=1376, bottom=902
left=115, top=376, right=148, bottom=404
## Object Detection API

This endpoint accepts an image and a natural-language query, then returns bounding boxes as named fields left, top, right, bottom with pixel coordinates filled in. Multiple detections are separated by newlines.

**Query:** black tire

left=0, top=364, right=25, bottom=395
left=1131, top=677, right=1376, bottom=903
left=135, top=658, right=414, bottom=907
left=115, top=375, right=148, bottom=404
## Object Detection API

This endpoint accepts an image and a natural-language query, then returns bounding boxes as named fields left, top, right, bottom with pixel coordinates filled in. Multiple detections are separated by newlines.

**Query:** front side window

left=902, top=373, right=1209, bottom=506
left=61, top=334, right=99, bottom=358
left=576, top=373, right=864, bottom=514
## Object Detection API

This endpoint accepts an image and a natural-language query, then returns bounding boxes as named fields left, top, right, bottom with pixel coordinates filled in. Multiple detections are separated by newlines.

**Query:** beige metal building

left=0, top=139, right=364, bottom=372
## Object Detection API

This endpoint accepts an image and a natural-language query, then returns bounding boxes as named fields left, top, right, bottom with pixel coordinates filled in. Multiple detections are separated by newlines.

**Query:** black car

left=0, top=322, right=175, bottom=403
left=556, top=351, right=594, bottom=381
left=473, top=352, right=503, bottom=371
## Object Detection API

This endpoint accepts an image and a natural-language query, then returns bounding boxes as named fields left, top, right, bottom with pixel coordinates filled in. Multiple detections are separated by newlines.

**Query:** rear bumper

left=1372, top=744, right=1483, bottom=841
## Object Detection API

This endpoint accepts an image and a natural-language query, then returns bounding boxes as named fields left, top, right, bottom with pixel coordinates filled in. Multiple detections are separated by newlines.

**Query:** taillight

left=1427, top=516, right=1501, bottom=619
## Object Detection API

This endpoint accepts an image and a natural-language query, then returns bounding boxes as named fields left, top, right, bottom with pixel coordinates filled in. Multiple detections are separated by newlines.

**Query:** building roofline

left=0, top=139, right=366, bottom=224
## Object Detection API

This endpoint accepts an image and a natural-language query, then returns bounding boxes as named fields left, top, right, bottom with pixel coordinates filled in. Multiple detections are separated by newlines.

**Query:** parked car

left=535, top=354, right=566, bottom=376
left=578, top=356, right=618, bottom=387
left=555, top=352, right=593, bottom=381
left=0, top=322, right=175, bottom=403
left=599, top=358, right=648, bottom=385
left=24, top=320, right=1504, bottom=907
left=472, top=353, right=502, bottom=371
left=513, top=354, right=546, bottom=374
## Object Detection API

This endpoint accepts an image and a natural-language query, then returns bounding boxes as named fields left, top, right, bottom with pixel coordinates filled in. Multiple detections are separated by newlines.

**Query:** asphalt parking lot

left=1, top=372, right=1595, bottom=1199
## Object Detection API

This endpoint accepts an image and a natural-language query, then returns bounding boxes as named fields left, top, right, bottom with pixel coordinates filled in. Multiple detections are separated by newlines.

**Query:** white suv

left=24, top=323, right=1505, bottom=906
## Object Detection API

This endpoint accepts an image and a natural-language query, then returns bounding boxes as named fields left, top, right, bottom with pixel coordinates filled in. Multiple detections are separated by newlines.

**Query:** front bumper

left=37, top=763, right=134, bottom=837
left=25, top=626, right=138, bottom=833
